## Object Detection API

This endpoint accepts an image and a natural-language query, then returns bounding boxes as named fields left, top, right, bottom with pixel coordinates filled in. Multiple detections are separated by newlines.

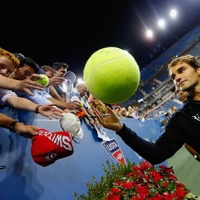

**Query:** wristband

left=9, top=121, right=18, bottom=132
left=35, top=105, right=41, bottom=114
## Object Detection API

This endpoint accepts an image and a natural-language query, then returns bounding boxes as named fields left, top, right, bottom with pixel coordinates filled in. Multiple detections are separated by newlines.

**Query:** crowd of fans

left=2, top=47, right=198, bottom=143
left=2, top=46, right=200, bottom=171
left=0, top=46, right=185, bottom=140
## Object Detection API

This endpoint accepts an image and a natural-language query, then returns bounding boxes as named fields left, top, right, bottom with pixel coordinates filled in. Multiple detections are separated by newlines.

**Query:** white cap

left=73, top=128, right=84, bottom=144
left=60, top=113, right=81, bottom=138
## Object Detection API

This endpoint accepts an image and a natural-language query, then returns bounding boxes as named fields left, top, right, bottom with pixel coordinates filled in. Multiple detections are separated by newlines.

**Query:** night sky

left=2, top=0, right=200, bottom=78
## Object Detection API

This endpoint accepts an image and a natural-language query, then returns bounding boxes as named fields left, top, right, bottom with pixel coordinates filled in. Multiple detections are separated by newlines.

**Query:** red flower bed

left=105, top=161, right=189, bottom=200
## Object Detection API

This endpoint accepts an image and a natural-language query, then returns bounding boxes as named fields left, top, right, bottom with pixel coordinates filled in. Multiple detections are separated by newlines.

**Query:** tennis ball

left=80, top=101, right=84, bottom=107
left=35, top=74, right=49, bottom=87
left=83, top=47, right=140, bottom=104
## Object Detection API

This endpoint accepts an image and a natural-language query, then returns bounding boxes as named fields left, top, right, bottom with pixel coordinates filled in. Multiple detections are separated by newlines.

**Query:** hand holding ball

left=35, top=74, right=49, bottom=87
left=80, top=101, right=84, bottom=107
left=83, top=47, right=140, bottom=104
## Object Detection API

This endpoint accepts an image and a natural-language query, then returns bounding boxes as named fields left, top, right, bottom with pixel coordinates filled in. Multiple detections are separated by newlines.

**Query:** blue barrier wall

left=0, top=107, right=190, bottom=200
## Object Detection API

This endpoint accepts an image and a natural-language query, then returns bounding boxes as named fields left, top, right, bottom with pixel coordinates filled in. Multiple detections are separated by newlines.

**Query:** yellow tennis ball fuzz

left=83, top=47, right=140, bottom=104
left=80, top=101, right=84, bottom=107
left=35, top=74, right=49, bottom=87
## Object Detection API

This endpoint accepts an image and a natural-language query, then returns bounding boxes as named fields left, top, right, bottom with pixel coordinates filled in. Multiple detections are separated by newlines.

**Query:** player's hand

left=94, top=106, right=123, bottom=132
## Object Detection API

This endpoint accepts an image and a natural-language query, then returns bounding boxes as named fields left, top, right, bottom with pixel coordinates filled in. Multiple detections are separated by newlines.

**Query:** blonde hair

left=0, top=47, right=20, bottom=68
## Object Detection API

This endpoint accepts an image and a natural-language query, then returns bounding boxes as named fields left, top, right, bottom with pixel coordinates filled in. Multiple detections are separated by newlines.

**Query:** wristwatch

left=9, top=121, right=19, bottom=132
left=194, top=153, right=200, bottom=161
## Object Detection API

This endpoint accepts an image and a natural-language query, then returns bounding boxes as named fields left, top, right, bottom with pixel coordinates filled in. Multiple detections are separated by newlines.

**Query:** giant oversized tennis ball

left=83, top=47, right=140, bottom=104
left=34, top=74, right=49, bottom=87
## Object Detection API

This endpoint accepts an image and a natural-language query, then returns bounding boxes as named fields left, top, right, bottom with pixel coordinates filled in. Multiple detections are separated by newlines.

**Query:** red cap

left=31, top=128, right=74, bottom=167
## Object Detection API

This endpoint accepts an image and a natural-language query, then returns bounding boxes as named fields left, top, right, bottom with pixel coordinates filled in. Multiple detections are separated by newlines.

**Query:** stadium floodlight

left=157, top=19, right=166, bottom=29
left=77, top=78, right=84, bottom=83
left=169, top=9, right=177, bottom=19
left=146, top=29, right=153, bottom=38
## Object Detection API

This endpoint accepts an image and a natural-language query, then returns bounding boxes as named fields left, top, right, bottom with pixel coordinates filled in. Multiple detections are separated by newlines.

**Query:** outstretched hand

left=38, top=104, right=64, bottom=120
left=94, top=106, right=123, bottom=132
left=20, top=75, right=45, bottom=96
left=14, top=123, right=39, bottom=138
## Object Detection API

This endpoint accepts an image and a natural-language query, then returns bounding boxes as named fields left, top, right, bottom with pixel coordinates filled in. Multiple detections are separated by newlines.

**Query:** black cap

left=13, top=53, right=25, bottom=62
